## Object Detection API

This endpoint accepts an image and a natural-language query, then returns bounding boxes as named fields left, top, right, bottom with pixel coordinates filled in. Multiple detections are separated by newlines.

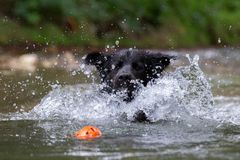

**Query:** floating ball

left=74, top=125, right=102, bottom=140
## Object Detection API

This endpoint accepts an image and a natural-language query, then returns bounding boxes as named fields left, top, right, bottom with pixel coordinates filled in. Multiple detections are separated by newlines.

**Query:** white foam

left=6, top=55, right=240, bottom=126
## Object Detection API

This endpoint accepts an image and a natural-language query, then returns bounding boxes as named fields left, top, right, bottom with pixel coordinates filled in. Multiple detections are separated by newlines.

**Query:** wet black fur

left=84, top=49, right=174, bottom=122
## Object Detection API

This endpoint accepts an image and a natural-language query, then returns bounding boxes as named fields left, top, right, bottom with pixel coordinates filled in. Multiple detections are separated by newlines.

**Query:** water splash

left=124, top=54, right=214, bottom=123
left=5, top=54, right=240, bottom=126
left=9, top=54, right=211, bottom=124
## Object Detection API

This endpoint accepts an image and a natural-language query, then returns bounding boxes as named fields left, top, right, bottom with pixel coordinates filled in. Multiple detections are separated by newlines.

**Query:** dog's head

left=84, top=49, right=174, bottom=101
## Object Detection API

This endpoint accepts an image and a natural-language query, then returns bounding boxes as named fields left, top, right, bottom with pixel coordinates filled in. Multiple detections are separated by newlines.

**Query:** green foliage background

left=0, top=0, right=240, bottom=48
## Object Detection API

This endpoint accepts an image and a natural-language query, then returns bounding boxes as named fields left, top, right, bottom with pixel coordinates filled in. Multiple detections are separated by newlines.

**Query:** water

left=0, top=48, right=240, bottom=159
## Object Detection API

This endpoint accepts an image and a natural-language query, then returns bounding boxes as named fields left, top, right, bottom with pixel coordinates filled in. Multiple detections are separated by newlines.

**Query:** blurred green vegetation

left=0, top=0, right=240, bottom=49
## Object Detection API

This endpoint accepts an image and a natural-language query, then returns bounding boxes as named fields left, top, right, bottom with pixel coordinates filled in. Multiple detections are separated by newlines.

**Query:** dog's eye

left=132, top=62, right=144, bottom=71
left=115, top=61, right=123, bottom=69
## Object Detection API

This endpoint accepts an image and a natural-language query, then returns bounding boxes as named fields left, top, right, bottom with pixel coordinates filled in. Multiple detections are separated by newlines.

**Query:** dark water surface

left=0, top=48, right=240, bottom=160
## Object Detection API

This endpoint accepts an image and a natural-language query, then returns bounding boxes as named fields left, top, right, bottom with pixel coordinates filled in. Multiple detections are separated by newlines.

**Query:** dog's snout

left=115, top=64, right=134, bottom=83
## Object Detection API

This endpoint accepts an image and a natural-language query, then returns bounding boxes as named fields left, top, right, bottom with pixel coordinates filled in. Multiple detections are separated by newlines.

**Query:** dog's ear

left=144, top=52, right=175, bottom=72
left=84, top=52, right=111, bottom=70
left=150, top=53, right=175, bottom=68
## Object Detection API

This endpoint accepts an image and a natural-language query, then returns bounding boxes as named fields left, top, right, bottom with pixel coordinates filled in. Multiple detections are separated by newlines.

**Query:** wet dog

left=84, top=49, right=174, bottom=122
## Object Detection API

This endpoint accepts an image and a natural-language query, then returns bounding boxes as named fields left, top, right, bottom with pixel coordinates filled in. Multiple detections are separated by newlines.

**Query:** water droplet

left=115, top=40, right=119, bottom=46
left=72, top=71, right=77, bottom=76
left=31, top=91, right=35, bottom=95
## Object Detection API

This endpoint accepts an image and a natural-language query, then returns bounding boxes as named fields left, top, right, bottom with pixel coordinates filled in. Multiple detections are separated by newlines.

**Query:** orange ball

left=74, top=125, right=102, bottom=140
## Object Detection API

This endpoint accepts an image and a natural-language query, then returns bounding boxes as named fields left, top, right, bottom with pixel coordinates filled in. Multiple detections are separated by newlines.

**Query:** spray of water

left=5, top=54, right=240, bottom=126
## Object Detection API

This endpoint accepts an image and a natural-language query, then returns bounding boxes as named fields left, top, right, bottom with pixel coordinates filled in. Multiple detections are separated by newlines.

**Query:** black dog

left=84, top=49, right=174, bottom=121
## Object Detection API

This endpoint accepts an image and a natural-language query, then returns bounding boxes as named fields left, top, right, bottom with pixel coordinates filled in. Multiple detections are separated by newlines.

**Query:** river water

left=0, top=48, right=240, bottom=159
